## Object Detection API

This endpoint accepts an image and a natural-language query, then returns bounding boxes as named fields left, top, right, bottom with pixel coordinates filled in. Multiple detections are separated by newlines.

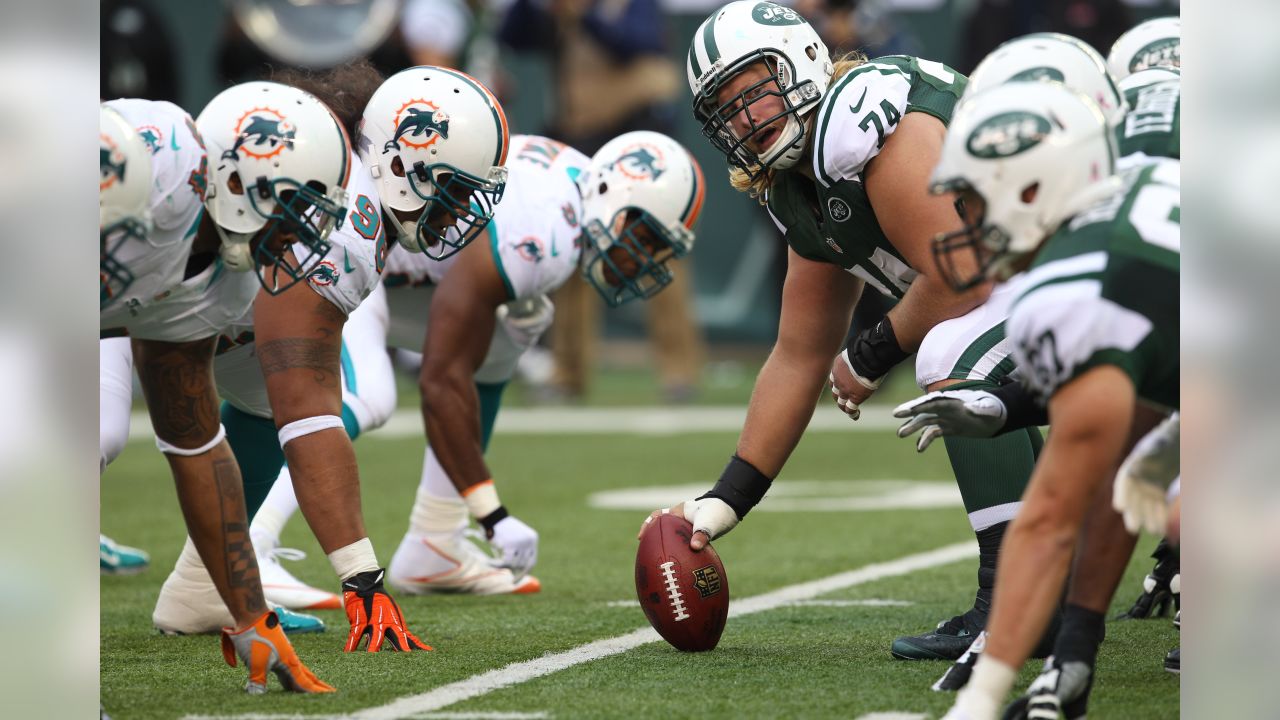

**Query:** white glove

left=682, top=497, right=740, bottom=543
left=892, top=389, right=1008, bottom=452
left=497, top=294, right=555, bottom=349
left=487, top=515, right=539, bottom=581
left=1113, top=413, right=1180, bottom=535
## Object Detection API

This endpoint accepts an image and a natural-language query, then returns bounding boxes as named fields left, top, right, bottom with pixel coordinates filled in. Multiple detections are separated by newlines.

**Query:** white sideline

left=128, top=405, right=899, bottom=442
left=183, top=541, right=976, bottom=720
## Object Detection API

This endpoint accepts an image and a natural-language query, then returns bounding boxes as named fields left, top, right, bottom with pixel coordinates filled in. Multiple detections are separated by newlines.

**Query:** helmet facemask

left=694, top=53, right=822, bottom=180
left=932, top=181, right=1045, bottom=292
left=582, top=208, right=693, bottom=307
left=99, top=217, right=147, bottom=307
left=397, top=156, right=507, bottom=260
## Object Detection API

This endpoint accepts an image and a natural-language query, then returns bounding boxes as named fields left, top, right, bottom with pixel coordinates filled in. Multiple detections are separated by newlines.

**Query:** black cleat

left=892, top=609, right=984, bottom=660
left=1164, top=647, right=1180, bottom=674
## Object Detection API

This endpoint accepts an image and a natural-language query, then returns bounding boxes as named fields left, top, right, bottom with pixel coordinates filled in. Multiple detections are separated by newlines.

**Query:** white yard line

left=129, top=405, right=897, bottom=442
left=854, top=714, right=928, bottom=720
left=184, top=541, right=975, bottom=720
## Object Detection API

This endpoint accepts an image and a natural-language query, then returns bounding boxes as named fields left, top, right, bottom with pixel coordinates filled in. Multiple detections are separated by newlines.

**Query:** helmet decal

left=385, top=100, right=451, bottom=152
left=966, top=111, right=1053, bottom=160
left=100, top=135, right=128, bottom=191
left=1130, top=38, right=1180, bottom=74
left=751, top=1, right=803, bottom=26
left=612, top=144, right=666, bottom=181
left=223, top=108, right=296, bottom=161
left=1009, top=66, right=1065, bottom=83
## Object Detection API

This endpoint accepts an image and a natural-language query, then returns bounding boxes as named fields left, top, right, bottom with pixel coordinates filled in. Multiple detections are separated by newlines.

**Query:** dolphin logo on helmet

left=222, top=112, right=297, bottom=160
left=384, top=104, right=451, bottom=153
left=100, top=145, right=128, bottom=189
left=613, top=146, right=665, bottom=181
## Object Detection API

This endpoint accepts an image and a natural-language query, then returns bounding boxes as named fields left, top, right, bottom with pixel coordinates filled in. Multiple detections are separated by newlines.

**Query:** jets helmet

left=1108, top=17, right=1181, bottom=81
left=687, top=1, right=832, bottom=177
left=198, top=81, right=353, bottom=294
left=579, top=131, right=705, bottom=307
left=1117, top=66, right=1180, bottom=94
left=966, top=33, right=1127, bottom=131
left=358, top=65, right=508, bottom=259
left=100, top=104, right=154, bottom=308
left=930, top=82, right=1116, bottom=290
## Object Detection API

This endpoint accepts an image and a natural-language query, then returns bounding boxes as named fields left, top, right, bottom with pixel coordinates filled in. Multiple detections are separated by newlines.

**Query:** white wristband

left=156, top=424, right=226, bottom=457
left=462, top=479, right=502, bottom=519
left=278, top=415, right=345, bottom=448
left=327, top=537, right=379, bottom=581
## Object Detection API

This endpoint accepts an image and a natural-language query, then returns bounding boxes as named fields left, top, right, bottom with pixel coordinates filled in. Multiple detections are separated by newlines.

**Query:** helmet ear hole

left=1020, top=182, right=1040, bottom=204
left=806, top=45, right=817, bottom=62
left=598, top=182, right=608, bottom=195
left=227, top=172, right=245, bottom=196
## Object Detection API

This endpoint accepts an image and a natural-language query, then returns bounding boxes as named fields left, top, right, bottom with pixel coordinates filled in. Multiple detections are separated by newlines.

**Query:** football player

left=100, top=101, right=331, bottom=693
left=644, top=0, right=1047, bottom=662
left=929, top=82, right=1179, bottom=720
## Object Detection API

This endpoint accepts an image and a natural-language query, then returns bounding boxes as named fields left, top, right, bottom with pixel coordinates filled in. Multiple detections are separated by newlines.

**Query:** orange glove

left=221, top=610, right=335, bottom=694
left=342, top=568, right=433, bottom=652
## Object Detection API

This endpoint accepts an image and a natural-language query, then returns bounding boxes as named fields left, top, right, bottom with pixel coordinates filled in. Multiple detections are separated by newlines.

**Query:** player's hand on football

left=638, top=498, right=739, bottom=551
left=829, top=352, right=882, bottom=420
left=892, top=389, right=1007, bottom=451
left=487, top=514, right=539, bottom=580
left=1112, top=413, right=1180, bottom=535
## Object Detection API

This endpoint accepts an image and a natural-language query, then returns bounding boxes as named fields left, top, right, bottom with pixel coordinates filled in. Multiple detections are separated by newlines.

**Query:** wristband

left=699, top=454, right=773, bottom=520
left=992, top=379, right=1048, bottom=433
left=478, top=506, right=510, bottom=535
left=462, top=479, right=502, bottom=519
left=844, top=316, right=910, bottom=382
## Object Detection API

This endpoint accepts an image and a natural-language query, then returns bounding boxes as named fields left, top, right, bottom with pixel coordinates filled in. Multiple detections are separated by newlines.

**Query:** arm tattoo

left=256, top=337, right=341, bottom=388
left=133, top=338, right=221, bottom=448
left=214, top=455, right=266, bottom=617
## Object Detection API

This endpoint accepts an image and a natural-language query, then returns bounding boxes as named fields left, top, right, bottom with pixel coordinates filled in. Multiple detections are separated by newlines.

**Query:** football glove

left=497, top=294, right=554, bottom=350
left=829, top=351, right=883, bottom=421
left=1113, top=413, right=1180, bottom=535
left=893, top=389, right=1006, bottom=452
left=1117, top=539, right=1180, bottom=620
left=934, top=631, right=986, bottom=692
left=488, top=514, right=539, bottom=581
left=1001, top=656, right=1094, bottom=720
left=342, top=569, right=433, bottom=652
left=220, top=610, right=335, bottom=695
left=682, top=497, right=740, bottom=546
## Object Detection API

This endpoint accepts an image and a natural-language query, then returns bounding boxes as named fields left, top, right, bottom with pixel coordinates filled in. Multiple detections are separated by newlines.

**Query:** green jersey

left=1008, top=159, right=1180, bottom=410
left=765, top=55, right=967, bottom=298
left=1116, top=78, right=1180, bottom=167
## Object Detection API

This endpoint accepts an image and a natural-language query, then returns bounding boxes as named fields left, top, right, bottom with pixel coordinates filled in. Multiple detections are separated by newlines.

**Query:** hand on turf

left=1002, top=657, right=1093, bottom=720
left=1112, top=413, right=1180, bottom=535
left=892, top=389, right=1007, bottom=452
left=488, top=514, right=539, bottom=581
left=221, top=610, right=335, bottom=694
left=829, top=352, right=882, bottom=420
left=342, top=569, right=433, bottom=653
left=638, top=498, right=739, bottom=551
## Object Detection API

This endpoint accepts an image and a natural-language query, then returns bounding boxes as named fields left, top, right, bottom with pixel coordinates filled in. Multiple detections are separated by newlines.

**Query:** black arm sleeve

left=993, top=380, right=1049, bottom=433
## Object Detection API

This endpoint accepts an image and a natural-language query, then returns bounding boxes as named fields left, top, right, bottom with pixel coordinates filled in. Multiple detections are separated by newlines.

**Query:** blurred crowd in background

left=101, top=0, right=1179, bottom=404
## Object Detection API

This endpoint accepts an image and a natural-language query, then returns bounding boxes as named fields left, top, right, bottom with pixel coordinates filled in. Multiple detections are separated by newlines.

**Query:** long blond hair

left=728, top=51, right=870, bottom=204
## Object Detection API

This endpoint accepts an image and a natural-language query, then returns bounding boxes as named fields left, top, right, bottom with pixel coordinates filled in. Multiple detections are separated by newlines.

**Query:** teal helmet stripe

left=431, top=66, right=507, bottom=167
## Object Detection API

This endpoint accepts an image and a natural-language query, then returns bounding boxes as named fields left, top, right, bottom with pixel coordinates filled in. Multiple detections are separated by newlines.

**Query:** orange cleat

left=342, top=568, right=433, bottom=652
left=221, top=610, right=336, bottom=694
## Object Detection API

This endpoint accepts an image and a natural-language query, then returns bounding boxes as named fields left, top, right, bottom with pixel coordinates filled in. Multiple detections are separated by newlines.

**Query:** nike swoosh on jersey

left=343, top=249, right=355, bottom=273
left=170, top=125, right=180, bottom=151
left=849, top=87, right=869, bottom=114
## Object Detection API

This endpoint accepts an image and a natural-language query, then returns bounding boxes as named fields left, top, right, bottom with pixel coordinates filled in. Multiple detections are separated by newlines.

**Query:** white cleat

left=388, top=530, right=541, bottom=596
left=258, top=546, right=341, bottom=611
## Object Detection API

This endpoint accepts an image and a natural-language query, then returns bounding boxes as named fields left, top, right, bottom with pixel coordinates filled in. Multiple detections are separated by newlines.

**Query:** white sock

left=407, top=446, right=468, bottom=537
left=250, top=466, right=300, bottom=552
left=955, top=655, right=1018, bottom=718
left=327, top=537, right=379, bottom=581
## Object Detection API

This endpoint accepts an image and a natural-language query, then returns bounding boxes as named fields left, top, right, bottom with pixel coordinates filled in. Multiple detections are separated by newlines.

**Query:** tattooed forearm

left=214, top=455, right=266, bottom=616
left=133, top=337, right=221, bottom=448
left=256, top=336, right=341, bottom=387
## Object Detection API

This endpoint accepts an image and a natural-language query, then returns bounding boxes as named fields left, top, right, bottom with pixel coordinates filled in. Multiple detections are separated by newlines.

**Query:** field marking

left=129, top=405, right=899, bottom=442
left=589, top=480, right=961, bottom=513
left=855, top=714, right=927, bottom=720
left=184, top=541, right=975, bottom=720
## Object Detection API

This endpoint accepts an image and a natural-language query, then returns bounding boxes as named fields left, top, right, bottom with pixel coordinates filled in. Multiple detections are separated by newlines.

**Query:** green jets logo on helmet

left=1131, top=38, right=1180, bottom=73
left=1009, top=66, right=1065, bottom=83
left=966, top=111, right=1052, bottom=159
left=751, top=2, right=804, bottom=26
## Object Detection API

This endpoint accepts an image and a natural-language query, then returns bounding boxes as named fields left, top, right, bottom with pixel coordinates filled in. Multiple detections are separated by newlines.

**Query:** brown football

left=635, top=513, right=729, bottom=651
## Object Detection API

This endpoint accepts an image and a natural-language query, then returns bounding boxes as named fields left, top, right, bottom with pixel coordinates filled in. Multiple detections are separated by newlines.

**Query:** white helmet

left=578, top=131, right=705, bottom=307
left=358, top=65, right=509, bottom=259
left=1108, top=17, right=1181, bottom=81
left=197, top=81, right=353, bottom=294
left=687, top=1, right=833, bottom=177
left=100, top=105, right=154, bottom=308
left=966, top=32, right=1127, bottom=131
left=930, top=81, right=1116, bottom=290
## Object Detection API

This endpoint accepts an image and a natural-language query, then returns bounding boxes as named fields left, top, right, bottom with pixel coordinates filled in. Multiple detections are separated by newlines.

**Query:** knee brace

left=277, top=415, right=345, bottom=448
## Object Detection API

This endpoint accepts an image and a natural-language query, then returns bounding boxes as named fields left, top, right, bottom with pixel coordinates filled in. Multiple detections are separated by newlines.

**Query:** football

left=635, top=513, right=729, bottom=651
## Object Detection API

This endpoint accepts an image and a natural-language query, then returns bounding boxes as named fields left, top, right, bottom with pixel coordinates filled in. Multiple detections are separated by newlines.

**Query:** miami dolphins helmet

left=358, top=65, right=508, bottom=259
left=198, top=81, right=353, bottom=294
left=579, top=131, right=705, bottom=307
left=100, top=105, right=154, bottom=308
left=930, top=82, right=1116, bottom=290
left=1108, top=17, right=1181, bottom=81
left=966, top=33, right=1127, bottom=131
left=687, top=1, right=832, bottom=178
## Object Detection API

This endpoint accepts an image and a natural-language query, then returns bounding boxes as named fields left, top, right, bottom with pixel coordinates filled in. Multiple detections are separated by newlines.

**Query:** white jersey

left=100, top=98, right=259, bottom=342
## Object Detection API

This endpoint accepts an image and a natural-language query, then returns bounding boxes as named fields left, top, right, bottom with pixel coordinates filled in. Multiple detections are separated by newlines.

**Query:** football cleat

left=258, top=546, right=342, bottom=611
left=1164, top=646, right=1180, bottom=674
left=100, top=534, right=149, bottom=575
left=895, top=607, right=1059, bottom=661
left=1001, top=656, right=1094, bottom=720
left=388, top=530, right=542, bottom=596
left=933, top=631, right=986, bottom=691
left=342, top=568, right=433, bottom=652
left=221, top=611, right=334, bottom=695
left=154, top=538, right=325, bottom=635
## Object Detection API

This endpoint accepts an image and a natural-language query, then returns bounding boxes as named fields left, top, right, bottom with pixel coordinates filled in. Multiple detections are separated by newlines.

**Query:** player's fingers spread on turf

left=367, top=624, right=387, bottom=652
